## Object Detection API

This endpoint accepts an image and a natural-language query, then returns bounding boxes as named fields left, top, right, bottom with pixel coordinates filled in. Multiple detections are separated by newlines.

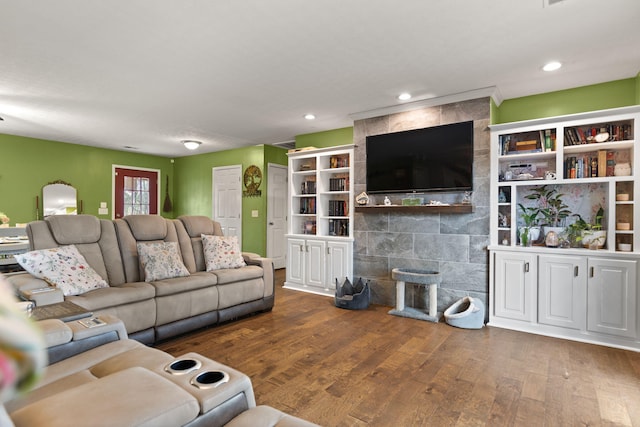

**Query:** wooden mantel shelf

left=355, top=204, right=474, bottom=214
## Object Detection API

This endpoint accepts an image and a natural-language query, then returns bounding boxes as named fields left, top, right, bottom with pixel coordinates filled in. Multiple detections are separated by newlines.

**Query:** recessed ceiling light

left=304, top=113, right=316, bottom=120
left=182, top=140, right=202, bottom=150
left=398, top=93, right=412, bottom=101
left=543, top=61, right=562, bottom=72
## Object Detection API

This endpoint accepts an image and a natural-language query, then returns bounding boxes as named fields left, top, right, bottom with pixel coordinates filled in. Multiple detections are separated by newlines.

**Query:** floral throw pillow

left=15, top=245, right=108, bottom=296
left=137, top=242, right=190, bottom=282
left=201, top=234, right=246, bottom=271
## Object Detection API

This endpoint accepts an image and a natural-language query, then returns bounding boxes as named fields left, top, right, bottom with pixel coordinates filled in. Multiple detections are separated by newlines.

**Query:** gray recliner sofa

left=8, top=214, right=274, bottom=344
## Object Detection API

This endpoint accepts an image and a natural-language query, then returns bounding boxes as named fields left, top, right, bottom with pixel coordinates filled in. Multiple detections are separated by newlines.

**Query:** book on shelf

left=329, top=155, right=349, bottom=168
left=329, top=176, right=349, bottom=191
left=328, top=219, right=349, bottom=237
left=328, top=200, right=348, bottom=216
left=299, top=198, right=316, bottom=214
left=598, top=150, right=607, bottom=177
left=301, top=180, right=316, bottom=194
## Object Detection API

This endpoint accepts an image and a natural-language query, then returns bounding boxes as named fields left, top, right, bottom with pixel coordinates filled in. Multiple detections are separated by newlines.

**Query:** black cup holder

left=164, top=358, right=202, bottom=375
left=190, top=370, right=230, bottom=389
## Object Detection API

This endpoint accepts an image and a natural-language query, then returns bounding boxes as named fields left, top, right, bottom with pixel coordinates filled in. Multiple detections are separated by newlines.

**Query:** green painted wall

left=493, top=77, right=639, bottom=124
left=295, top=127, right=353, bottom=149
left=0, top=133, right=174, bottom=224
left=173, top=144, right=287, bottom=255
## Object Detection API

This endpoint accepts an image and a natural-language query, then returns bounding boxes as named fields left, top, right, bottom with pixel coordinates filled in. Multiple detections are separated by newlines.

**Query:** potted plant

left=517, top=204, right=540, bottom=246
left=565, top=214, right=588, bottom=247
left=0, top=212, right=9, bottom=228
left=581, top=206, right=606, bottom=249
left=524, top=185, right=571, bottom=237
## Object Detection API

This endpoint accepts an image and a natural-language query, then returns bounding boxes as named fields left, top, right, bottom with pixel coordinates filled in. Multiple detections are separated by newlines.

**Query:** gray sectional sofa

left=8, top=214, right=274, bottom=344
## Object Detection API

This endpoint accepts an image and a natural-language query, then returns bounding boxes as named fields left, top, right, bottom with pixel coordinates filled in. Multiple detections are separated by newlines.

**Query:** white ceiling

left=1, top=0, right=639, bottom=158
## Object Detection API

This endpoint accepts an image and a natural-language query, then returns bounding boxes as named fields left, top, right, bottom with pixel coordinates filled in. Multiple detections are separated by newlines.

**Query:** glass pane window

left=123, top=177, right=151, bottom=217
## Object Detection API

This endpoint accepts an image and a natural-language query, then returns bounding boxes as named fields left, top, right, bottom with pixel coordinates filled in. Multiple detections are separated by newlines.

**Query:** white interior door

left=212, top=166, right=242, bottom=244
left=267, top=163, right=288, bottom=269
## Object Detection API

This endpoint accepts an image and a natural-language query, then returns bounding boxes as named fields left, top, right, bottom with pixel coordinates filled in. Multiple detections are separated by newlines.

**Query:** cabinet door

left=326, top=241, right=352, bottom=290
left=286, top=238, right=306, bottom=285
left=305, top=239, right=326, bottom=288
left=587, top=258, right=637, bottom=338
left=538, top=255, right=586, bottom=330
left=494, top=252, right=537, bottom=321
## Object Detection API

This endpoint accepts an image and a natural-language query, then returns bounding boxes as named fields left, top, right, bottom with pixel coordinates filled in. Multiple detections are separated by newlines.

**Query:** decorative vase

left=518, top=226, right=540, bottom=246
left=545, top=231, right=559, bottom=247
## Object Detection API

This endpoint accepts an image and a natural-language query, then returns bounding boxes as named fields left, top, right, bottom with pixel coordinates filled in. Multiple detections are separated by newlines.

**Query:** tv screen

left=366, top=121, right=474, bottom=194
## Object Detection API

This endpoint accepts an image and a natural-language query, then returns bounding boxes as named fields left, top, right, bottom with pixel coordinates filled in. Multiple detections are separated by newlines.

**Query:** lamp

left=182, top=140, right=202, bottom=150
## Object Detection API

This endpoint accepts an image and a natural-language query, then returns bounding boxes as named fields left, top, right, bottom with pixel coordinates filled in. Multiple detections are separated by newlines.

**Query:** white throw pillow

left=137, top=241, right=190, bottom=282
left=201, top=235, right=246, bottom=271
left=15, top=245, right=108, bottom=296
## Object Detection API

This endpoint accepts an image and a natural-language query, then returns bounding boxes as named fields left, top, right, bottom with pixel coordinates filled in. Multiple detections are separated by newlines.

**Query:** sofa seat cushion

left=65, top=281, right=155, bottom=311
left=218, top=278, right=265, bottom=310
left=10, top=367, right=200, bottom=427
left=213, top=265, right=264, bottom=285
left=151, top=271, right=218, bottom=297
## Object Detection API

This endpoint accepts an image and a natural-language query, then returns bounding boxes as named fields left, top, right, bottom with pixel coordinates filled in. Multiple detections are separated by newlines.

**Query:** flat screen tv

left=366, top=121, right=474, bottom=194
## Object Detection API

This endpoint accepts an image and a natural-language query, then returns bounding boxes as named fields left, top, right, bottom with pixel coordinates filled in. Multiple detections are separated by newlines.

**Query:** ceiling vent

left=543, top=0, right=566, bottom=6
left=272, top=141, right=296, bottom=150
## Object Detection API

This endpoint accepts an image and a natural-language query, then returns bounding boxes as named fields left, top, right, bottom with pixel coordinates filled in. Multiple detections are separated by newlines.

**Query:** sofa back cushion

left=25, top=215, right=126, bottom=286
left=115, top=215, right=192, bottom=282
left=177, top=216, right=224, bottom=272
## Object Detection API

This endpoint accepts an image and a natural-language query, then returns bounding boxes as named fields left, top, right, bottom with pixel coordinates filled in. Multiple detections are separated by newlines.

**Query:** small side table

left=389, top=268, right=442, bottom=322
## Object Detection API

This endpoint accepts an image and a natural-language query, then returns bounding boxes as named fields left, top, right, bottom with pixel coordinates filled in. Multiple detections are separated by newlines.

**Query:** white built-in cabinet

left=284, top=145, right=354, bottom=296
left=489, top=106, right=640, bottom=351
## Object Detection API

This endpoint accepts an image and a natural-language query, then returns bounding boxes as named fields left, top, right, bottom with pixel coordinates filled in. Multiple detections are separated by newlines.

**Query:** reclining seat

left=176, top=215, right=274, bottom=323
left=115, top=215, right=220, bottom=341
left=10, top=215, right=157, bottom=343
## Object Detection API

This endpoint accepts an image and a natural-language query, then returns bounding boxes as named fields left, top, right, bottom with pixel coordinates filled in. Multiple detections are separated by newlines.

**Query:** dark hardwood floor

left=157, top=270, right=640, bottom=426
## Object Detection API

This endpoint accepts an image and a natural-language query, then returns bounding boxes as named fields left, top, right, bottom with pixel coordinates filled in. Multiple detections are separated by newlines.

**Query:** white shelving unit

left=488, top=106, right=640, bottom=351
left=284, top=145, right=354, bottom=297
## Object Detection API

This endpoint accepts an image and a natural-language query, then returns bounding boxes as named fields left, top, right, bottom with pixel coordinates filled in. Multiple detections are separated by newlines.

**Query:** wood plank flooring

left=157, top=270, right=640, bottom=426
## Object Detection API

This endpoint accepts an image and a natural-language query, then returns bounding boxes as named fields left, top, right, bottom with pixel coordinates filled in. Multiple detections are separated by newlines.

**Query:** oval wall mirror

left=43, top=181, right=77, bottom=216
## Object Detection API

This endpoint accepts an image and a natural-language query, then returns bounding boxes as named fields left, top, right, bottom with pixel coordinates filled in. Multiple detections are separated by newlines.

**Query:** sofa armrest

left=37, top=315, right=128, bottom=364
left=8, top=272, right=65, bottom=305
left=242, top=254, right=274, bottom=298
left=37, top=319, right=73, bottom=348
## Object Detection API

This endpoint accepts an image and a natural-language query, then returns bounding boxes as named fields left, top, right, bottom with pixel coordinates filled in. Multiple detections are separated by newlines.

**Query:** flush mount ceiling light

left=182, top=140, right=202, bottom=150
left=398, top=93, right=412, bottom=101
left=543, top=61, right=562, bottom=72
left=304, top=113, right=316, bottom=120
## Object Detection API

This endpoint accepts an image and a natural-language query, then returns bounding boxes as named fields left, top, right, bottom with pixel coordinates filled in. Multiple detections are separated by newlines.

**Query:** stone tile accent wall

left=353, top=97, right=491, bottom=315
